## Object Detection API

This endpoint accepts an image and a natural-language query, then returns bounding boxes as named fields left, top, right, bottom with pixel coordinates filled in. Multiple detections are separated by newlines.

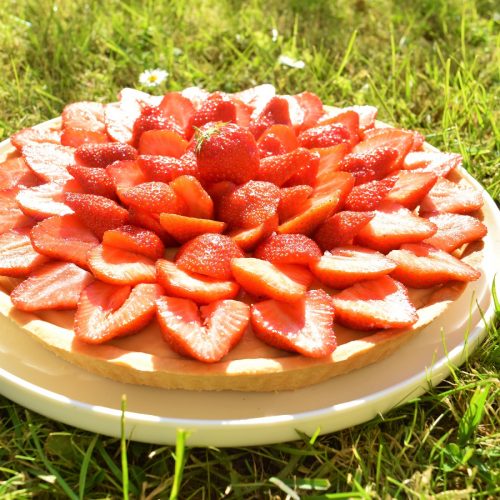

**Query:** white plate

left=0, top=133, right=499, bottom=446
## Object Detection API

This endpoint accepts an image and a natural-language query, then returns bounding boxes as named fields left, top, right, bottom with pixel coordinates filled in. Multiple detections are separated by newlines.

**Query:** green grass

left=1, top=0, right=499, bottom=497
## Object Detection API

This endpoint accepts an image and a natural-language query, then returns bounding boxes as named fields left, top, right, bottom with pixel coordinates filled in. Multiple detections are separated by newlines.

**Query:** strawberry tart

left=0, top=85, right=487, bottom=391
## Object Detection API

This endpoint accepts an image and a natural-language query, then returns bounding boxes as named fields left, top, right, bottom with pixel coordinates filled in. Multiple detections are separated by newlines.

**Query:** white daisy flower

left=271, top=28, right=279, bottom=42
left=278, top=55, right=305, bottom=69
left=139, top=69, right=169, bottom=88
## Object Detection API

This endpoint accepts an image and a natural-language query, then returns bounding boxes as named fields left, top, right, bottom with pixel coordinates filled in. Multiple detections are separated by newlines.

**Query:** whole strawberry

left=195, top=123, right=260, bottom=184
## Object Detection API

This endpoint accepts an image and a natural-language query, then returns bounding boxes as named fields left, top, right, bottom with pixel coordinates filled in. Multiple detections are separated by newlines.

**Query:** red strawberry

left=157, top=297, right=250, bottom=363
left=314, top=143, right=352, bottom=193
left=74, top=281, right=163, bottom=344
left=30, top=214, right=99, bottom=269
left=128, top=207, right=175, bottom=245
left=131, top=105, right=185, bottom=145
left=283, top=150, right=320, bottom=187
left=0, top=227, right=49, bottom=277
left=363, top=127, right=424, bottom=151
left=254, top=233, right=321, bottom=265
left=249, top=96, right=292, bottom=138
left=205, top=181, right=236, bottom=206
left=403, top=151, right=461, bottom=177
left=298, top=123, right=351, bottom=149
left=11, top=127, right=61, bottom=151
left=138, top=129, right=188, bottom=157
left=22, top=143, right=75, bottom=183
left=388, top=243, right=481, bottom=288
left=310, top=246, right=396, bottom=289
left=159, top=213, right=226, bottom=244
left=156, top=259, right=239, bottom=304
left=419, top=177, right=484, bottom=215
left=234, top=84, right=275, bottom=112
left=355, top=202, right=437, bottom=253
left=257, top=124, right=299, bottom=157
left=338, top=146, right=399, bottom=185
left=181, top=86, right=210, bottom=108
left=61, top=128, right=109, bottom=148
left=158, top=92, right=196, bottom=135
left=175, top=233, right=244, bottom=280
left=332, top=275, right=418, bottom=330
left=384, top=171, right=438, bottom=210
left=228, top=214, right=278, bottom=251
left=288, top=91, right=325, bottom=131
left=0, top=157, right=40, bottom=191
left=75, top=143, right=137, bottom=169
left=10, top=262, right=94, bottom=311
left=195, top=122, right=260, bottom=185
left=321, top=105, right=377, bottom=131
left=0, top=191, right=34, bottom=234
left=137, top=154, right=199, bottom=183
left=251, top=289, right=336, bottom=357
left=87, top=244, right=157, bottom=285
left=313, top=210, right=375, bottom=251
left=318, top=110, right=360, bottom=146
left=64, top=192, right=129, bottom=238
left=118, top=181, right=186, bottom=217
left=278, top=185, right=313, bottom=222
left=16, top=182, right=77, bottom=220
left=102, top=225, right=165, bottom=260
left=218, top=181, right=280, bottom=229
left=169, top=175, right=213, bottom=219
left=257, top=148, right=316, bottom=186
left=230, top=257, right=312, bottom=302
left=67, top=165, right=116, bottom=199
left=106, top=160, right=147, bottom=191
left=233, top=97, right=253, bottom=127
left=422, top=212, right=488, bottom=253
left=189, top=92, right=237, bottom=131
left=62, top=101, right=106, bottom=133
left=343, top=176, right=397, bottom=211
left=104, top=101, right=140, bottom=145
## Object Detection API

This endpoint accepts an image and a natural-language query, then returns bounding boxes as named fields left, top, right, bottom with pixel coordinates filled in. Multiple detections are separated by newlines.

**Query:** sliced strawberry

left=403, top=151, right=461, bottom=177
left=118, top=181, right=186, bottom=217
left=338, top=146, right=399, bottom=185
left=188, top=92, right=237, bottom=132
left=87, top=244, right=157, bottom=285
left=74, top=281, right=163, bottom=344
left=229, top=214, right=278, bottom=252
left=205, top=181, right=236, bottom=207
left=355, top=202, right=437, bottom=253
left=137, top=129, right=188, bottom=157
left=332, top=275, right=418, bottom=330
left=30, top=214, right=99, bottom=269
left=67, top=165, right=116, bottom=199
left=159, top=213, right=226, bottom=244
left=257, top=124, right=299, bottom=157
left=75, top=142, right=137, bottom=168
left=251, top=289, right=336, bottom=357
left=230, top=257, right=312, bottom=302
left=249, top=96, right=292, bottom=139
left=310, top=246, right=396, bottom=289
left=0, top=157, right=40, bottom=191
left=61, top=128, right=109, bottom=148
left=104, top=101, right=140, bottom=145
left=0, top=227, right=49, bottom=277
left=363, top=127, right=424, bottom=151
left=315, top=142, right=352, bottom=181
left=158, top=92, right=196, bottom=135
left=234, top=84, right=275, bottom=114
left=156, top=259, right=239, bottom=304
left=314, top=151, right=354, bottom=199
left=313, top=210, right=375, bottom=251
left=283, top=150, right=320, bottom=187
left=321, top=105, right=377, bottom=131
left=169, top=175, right=213, bottom=219
left=254, top=233, right=321, bottom=265
left=106, top=160, right=148, bottom=191
left=289, top=91, right=325, bottom=131
left=137, top=154, right=199, bottom=183
left=343, top=176, right=397, bottom=211
left=218, top=181, right=280, bottom=229
left=384, top=171, right=438, bottom=210
left=131, top=106, right=185, bottom=145
left=62, top=101, right=106, bottom=133
left=16, top=182, right=76, bottom=220
left=157, top=297, right=250, bottom=363
left=182, top=86, right=210, bottom=109
left=257, top=148, right=316, bottom=186
left=278, top=185, right=313, bottom=222
left=0, top=191, right=34, bottom=234
left=176, top=233, right=243, bottom=280
left=388, top=243, right=481, bottom=288
left=10, top=262, right=94, bottom=311
left=422, top=212, right=488, bottom=253
left=64, top=192, right=129, bottom=238
left=128, top=207, right=175, bottom=245
left=318, top=109, right=360, bottom=146
left=22, top=143, right=75, bottom=183
left=298, top=123, right=351, bottom=149
left=419, top=177, right=484, bottom=215
left=11, top=127, right=61, bottom=151
left=233, top=97, right=253, bottom=128
left=102, top=225, right=165, bottom=260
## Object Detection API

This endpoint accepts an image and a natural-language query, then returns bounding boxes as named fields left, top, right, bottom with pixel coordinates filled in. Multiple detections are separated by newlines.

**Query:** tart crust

left=0, top=114, right=485, bottom=392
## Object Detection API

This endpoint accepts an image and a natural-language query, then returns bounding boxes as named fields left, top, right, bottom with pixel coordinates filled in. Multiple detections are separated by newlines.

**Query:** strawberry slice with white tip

left=10, top=128, right=62, bottom=151
left=230, top=257, right=312, bottom=302
left=310, top=246, right=396, bottom=289
left=0, top=157, right=40, bottom=190
left=0, top=190, right=34, bottom=235
left=62, top=101, right=106, bottom=133
left=74, top=281, right=163, bottom=344
left=387, top=243, right=481, bottom=288
left=332, top=275, right=418, bottom=330
left=157, top=297, right=250, bottom=362
left=384, top=170, right=438, bottom=210
left=10, top=262, right=94, bottom=311
left=22, top=143, right=75, bottom=184
left=403, top=151, right=461, bottom=177
left=251, top=289, right=336, bottom=357
left=87, top=244, right=157, bottom=285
